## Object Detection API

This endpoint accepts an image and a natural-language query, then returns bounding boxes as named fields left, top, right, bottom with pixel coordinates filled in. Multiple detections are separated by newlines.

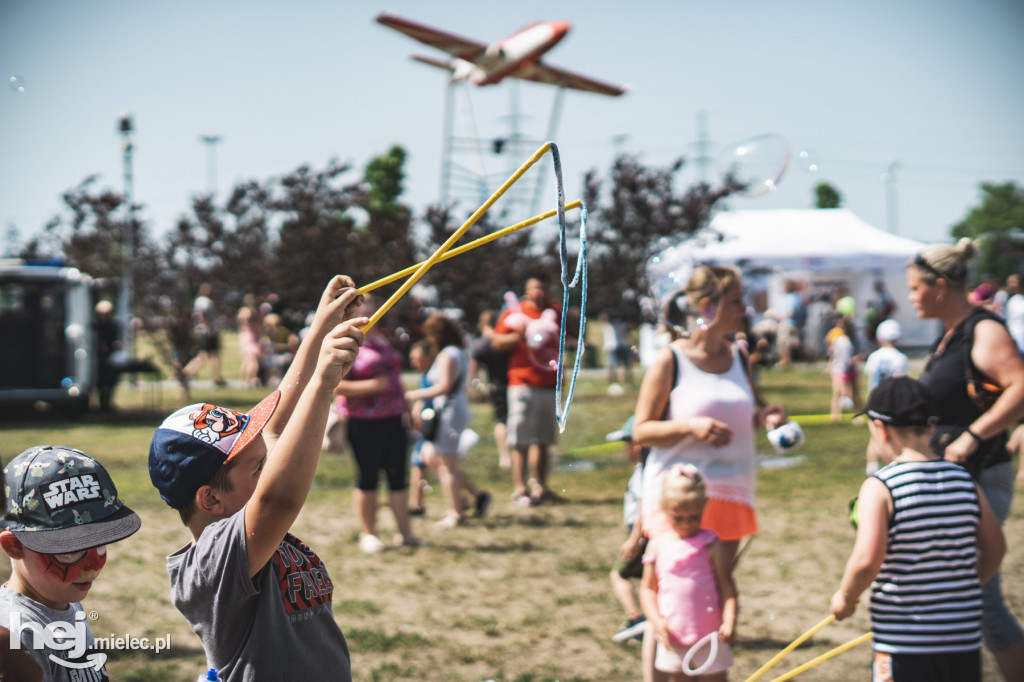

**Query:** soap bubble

left=797, top=148, right=821, bottom=173
left=717, top=134, right=790, bottom=197
left=8, top=75, right=25, bottom=93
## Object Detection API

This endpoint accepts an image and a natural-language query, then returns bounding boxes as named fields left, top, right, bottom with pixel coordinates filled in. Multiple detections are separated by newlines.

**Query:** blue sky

left=2, top=0, right=1022, bottom=250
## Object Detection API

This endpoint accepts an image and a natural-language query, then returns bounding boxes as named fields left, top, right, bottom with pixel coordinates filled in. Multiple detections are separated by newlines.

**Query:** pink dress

left=644, top=529, right=722, bottom=646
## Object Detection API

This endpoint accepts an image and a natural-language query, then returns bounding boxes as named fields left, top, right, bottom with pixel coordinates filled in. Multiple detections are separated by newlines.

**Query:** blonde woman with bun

left=909, top=237, right=1024, bottom=681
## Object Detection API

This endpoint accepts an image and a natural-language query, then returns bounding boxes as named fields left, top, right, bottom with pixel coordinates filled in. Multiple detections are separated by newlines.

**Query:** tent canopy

left=646, top=208, right=940, bottom=350
left=688, top=208, right=926, bottom=271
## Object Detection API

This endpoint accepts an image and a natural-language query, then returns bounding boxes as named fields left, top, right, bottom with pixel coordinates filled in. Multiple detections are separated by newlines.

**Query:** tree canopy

left=14, top=145, right=735, bottom=387
left=951, top=181, right=1024, bottom=280
left=813, top=182, right=842, bottom=209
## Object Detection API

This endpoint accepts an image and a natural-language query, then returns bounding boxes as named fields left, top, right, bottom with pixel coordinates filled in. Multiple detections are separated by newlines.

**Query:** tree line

left=9, top=142, right=1019, bottom=381
left=8, top=145, right=736, bottom=377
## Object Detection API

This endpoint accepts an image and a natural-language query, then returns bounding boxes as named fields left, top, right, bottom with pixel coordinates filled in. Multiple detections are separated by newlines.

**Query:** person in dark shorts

left=471, top=310, right=511, bottom=469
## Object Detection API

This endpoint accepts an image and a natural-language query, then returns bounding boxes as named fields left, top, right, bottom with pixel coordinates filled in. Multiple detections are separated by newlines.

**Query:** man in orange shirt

left=492, top=277, right=562, bottom=505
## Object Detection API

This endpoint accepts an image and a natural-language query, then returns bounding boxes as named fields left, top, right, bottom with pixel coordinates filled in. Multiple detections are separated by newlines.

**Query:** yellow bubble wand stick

left=355, top=200, right=582, bottom=296
left=744, top=615, right=871, bottom=682
left=766, top=632, right=873, bottom=682
left=743, top=615, right=834, bottom=682
left=359, top=142, right=556, bottom=334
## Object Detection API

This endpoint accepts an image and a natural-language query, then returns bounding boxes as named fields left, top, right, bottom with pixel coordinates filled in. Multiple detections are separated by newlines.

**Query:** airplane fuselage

left=463, top=20, right=569, bottom=86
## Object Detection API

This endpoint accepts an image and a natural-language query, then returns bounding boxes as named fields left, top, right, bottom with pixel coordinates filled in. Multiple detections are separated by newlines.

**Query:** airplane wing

left=512, top=61, right=628, bottom=97
left=375, top=12, right=487, bottom=61
left=411, top=54, right=455, bottom=73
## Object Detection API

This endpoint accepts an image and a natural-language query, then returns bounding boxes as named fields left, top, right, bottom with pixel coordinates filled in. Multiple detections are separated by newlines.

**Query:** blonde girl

left=640, top=465, right=737, bottom=681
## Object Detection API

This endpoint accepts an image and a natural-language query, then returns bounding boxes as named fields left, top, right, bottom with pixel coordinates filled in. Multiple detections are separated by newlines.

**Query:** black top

left=919, top=307, right=1010, bottom=477
left=471, top=334, right=510, bottom=388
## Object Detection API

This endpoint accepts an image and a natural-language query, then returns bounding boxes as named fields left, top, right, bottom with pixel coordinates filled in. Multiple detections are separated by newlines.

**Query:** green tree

left=952, top=181, right=1024, bottom=280
left=364, top=145, right=407, bottom=216
left=813, top=182, right=842, bottom=209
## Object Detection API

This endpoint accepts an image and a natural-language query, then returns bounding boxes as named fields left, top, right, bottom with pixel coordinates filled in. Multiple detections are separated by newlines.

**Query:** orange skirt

left=645, top=498, right=757, bottom=542
left=701, top=498, right=757, bottom=542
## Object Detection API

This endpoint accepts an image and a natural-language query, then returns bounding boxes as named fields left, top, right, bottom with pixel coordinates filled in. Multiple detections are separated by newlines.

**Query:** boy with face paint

left=0, top=445, right=141, bottom=680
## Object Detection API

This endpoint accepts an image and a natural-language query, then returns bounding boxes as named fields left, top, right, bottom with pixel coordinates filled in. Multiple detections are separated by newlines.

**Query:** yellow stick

left=744, top=615, right=835, bottom=682
left=361, top=142, right=553, bottom=333
left=356, top=199, right=582, bottom=295
left=766, top=632, right=873, bottom=682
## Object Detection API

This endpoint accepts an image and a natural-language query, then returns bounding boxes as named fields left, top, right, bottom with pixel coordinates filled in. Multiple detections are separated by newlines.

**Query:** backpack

left=962, top=308, right=1007, bottom=414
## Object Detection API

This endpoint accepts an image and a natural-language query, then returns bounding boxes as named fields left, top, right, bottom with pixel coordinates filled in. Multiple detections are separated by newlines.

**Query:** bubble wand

left=548, top=142, right=588, bottom=433
left=357, top=142, right=588, bottom=432
left=359, top=143, right=556, bottom=334
left=356, top=200, right=582, bottom=295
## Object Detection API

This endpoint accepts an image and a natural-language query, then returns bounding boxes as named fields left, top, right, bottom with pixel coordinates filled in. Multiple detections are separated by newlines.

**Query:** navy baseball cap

left=1, top=446, right=141, bottom=554
left=149, top=391, right=280, bottom=509
left=856, top=377, right=938, bottom=427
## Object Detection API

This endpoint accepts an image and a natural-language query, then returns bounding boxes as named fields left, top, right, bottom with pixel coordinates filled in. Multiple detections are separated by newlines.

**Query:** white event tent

left=646, top=208, right=941, bottom=355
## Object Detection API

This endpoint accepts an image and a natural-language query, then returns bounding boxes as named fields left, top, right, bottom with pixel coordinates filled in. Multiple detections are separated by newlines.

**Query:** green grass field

left=0, top=347, right=1020, bottom=681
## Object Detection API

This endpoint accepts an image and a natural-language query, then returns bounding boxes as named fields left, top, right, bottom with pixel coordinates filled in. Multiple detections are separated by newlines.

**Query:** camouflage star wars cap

left=2, top=445, right=141, bottom=554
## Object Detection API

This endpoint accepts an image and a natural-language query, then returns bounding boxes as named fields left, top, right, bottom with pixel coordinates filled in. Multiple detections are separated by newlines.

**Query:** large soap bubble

left=717, top=134, right=790, bottom=197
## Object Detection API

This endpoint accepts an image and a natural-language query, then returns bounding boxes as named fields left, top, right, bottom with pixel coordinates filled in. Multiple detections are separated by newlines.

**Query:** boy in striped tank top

left=831, top=377, right=1006, bottom=682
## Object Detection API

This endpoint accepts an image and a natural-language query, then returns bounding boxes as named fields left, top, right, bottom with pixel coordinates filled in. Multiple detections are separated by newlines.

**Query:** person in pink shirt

left=640, top=465, right=736, bottom=681
left=333, top=295, right=422, bottom=553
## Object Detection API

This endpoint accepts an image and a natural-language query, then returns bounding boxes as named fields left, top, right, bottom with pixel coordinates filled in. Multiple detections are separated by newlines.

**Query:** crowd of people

left=10, top=249, right=1020, bottom=681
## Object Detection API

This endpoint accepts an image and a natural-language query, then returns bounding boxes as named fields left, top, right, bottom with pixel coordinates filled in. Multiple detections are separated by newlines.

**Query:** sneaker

left=393, top=534, right=428, bottom=548
left=358, top=533, right=386, bottom=554
left=434, top=512, right=461, bottom=530
left=408, top=507, right=426, bottom=517
left=475, top=491, right=492, bottom=517
left=612, top=616, right=647, bottom=643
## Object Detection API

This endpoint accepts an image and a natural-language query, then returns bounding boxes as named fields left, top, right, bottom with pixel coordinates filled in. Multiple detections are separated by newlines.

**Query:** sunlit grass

left=0, top=360, right=1018, bottom=681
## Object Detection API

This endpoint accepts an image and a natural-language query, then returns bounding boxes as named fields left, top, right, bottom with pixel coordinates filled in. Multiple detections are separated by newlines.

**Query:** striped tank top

left=870, top=460, right=982, bottom=655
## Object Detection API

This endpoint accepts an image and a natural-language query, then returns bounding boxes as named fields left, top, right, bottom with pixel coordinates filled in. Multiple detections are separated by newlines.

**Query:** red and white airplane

left=375, top=12, right=627, bottom=97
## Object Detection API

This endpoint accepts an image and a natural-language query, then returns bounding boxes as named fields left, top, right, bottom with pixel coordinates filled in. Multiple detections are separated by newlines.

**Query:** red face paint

left=41, top=546, right=107, bottom=583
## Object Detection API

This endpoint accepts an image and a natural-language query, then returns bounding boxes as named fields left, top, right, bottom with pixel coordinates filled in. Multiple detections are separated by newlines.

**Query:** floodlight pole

left=200, top=135, right=222, bottom=195
left=882, top=160, right=901, bottom=235
left=117, top=113, right=135, bottom=357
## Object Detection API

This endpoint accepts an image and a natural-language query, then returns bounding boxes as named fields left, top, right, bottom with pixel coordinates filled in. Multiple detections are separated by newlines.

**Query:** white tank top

left=642, top=345, right=757, bottom=530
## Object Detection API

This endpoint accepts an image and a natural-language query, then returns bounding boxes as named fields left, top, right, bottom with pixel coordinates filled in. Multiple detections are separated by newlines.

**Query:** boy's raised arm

left=264, top=276, right=361, bottom=447
left=244, top=283, right=365, bottom=577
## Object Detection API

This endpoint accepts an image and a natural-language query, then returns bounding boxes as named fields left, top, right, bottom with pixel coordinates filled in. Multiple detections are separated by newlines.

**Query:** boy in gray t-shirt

left=149, top=277, right=366, bottom=681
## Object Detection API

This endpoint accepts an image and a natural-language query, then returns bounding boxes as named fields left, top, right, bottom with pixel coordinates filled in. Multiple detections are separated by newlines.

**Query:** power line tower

left=440, top=81, right=567, bottom=222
